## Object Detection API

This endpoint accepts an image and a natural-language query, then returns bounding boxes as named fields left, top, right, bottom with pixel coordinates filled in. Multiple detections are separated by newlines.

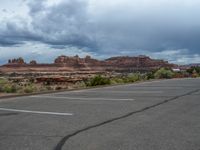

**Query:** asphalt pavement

left=0, top=78, right=199, bottom=150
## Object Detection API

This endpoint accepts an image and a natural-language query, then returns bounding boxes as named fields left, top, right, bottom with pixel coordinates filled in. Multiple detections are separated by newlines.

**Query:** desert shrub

left=37, top=86, right=48, bottom=92
left=46, top=86, right=53, bottom=91
left=128, top=73, right=140, bottom=82
left=87, top=75, right=111, bottom=86
left=123, top=73, right=141, bottom=83
left=29, top=78, right=35, bottom=83
left=187, top=66, right=200, bottom=74
left=154, top=68, right=174, bottom=79
left=110, top=78, right=124, bottom=84
left=0, top=78, right=8, bottom=85
left=24, top=87, right=33, bottom=93
left=21, top=84, right=37, bottom=93
left=191, top=71, right=199, bottom=78
left=23, top=85, right=37, bottom=93
left=74, top=81, right=87, bottom=88
left=55, top=86, right=62, bottom=90
left=146, top=72, right=155, bottom=80
left=173, top=72, right=185, bottom=78
left=3, top=84, right=17, bottom=93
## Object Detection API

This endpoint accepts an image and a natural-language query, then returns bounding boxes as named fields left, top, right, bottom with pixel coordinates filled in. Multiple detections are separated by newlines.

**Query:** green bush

left=154, top=68, right=174, bottom=79
left=123, top=73, right=141, bottom=83
left=146, top=72, right=155, bottom=80
left=24, top=87, right=33, bottom=93
left=0, top=78, right=8, bottom=85
left=23, top=85, right=37, bottom=93
left=87, top=75, right=111, bottom=86
left=132, top=73, right=141, bottom=81
left=110, top=78, right=124, bottom=84
left=3, top=84, right=17, bottom=93
left=187, top=66, right=200, bottom=74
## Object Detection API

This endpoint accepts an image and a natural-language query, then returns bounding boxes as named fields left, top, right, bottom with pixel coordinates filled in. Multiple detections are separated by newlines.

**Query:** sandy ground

left=0, top=93, right=14, bottom=97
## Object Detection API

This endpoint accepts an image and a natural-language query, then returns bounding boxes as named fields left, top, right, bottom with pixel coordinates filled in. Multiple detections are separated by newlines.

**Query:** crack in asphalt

left=54, top=89, right=200, bottom=150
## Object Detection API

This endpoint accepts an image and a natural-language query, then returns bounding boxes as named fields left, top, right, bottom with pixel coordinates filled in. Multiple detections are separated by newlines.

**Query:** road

left=0, top=78, right=200, bottom=150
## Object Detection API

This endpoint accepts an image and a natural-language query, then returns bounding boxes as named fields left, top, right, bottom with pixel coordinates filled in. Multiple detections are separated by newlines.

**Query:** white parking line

left=109, top=91, right=163, bottom=94
left=0, top=108, right=73, bottom=116
left=30, top=96, right=135, bottom=101
left=71, top=91, right=163, bottom=94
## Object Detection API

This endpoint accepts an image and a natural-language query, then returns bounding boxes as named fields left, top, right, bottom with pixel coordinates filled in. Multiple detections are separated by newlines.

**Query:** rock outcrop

left=105, top=55, right=173, bottom=68
left=30, top=60, right=37, bottom=65
left=54, top=55, right=175, bottom=71
left=1, top=55, right=176, bottom=73
left=8, top=57, right=25, bottom=65
left=54, top=55, right=103, bottom=67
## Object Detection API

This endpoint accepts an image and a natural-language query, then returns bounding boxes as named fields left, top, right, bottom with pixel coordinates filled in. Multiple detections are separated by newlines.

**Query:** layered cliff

left=0, top=55, right=176, bottom=73
left=54, top=55, right=175, bottom=70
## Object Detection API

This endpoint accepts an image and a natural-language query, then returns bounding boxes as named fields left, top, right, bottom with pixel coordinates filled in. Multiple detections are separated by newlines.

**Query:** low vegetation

left=154, top=68, right=174, bottom=79
left=85, top=67, right=200, bottom=87
left=86, top=75, right=111, bottom=86
left=0, top=77, right=53, bottom=94
left=0, top=67, right=199, bottom=95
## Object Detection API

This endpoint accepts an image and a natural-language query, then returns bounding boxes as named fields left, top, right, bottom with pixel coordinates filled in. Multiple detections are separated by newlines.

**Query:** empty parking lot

left=0, top=78, right=200, bottom=150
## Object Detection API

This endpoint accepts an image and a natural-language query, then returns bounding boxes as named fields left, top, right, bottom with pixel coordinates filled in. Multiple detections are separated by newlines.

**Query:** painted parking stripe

left=30, top=96, right=135, bottom=101
left=0, top=108, right=73, bottom=116
left=70, top=90, right=163, bottom=94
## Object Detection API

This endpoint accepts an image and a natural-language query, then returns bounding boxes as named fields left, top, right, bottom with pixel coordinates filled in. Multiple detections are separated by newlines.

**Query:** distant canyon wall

left=0, top=55, right=176, bottom=73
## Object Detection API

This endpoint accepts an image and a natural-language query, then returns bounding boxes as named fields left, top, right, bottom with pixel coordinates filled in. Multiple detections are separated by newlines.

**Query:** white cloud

left=151, top=49, right=200, bottom=65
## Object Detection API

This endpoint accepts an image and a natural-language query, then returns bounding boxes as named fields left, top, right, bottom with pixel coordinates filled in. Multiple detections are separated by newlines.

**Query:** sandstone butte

left=0, top=55, right=176, bottom=73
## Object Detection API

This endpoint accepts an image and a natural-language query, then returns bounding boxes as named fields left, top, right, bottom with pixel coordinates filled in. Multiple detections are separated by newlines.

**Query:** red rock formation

left=1, top=55, right=176, bottom=73
left=30, top=60, right=37, bottom=65
left=105, top=55, right=175, bottom=68
left=8, top=57, right=25, bottom=64
left=54, top=55, right=83, bottom=67
left=54, top=55, right=103, bottom=68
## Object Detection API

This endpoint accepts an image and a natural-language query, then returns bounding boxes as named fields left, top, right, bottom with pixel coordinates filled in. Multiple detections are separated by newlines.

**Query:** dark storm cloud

left=0, top=23, right=25, bottom=46
left=89, top=3, right=200, bottom=54
left=0, top=39, right=22, bottom=47
left=0, top=0, right=97, bottom=49
left=27, top=0, right=98, bottom=49
left=0, top=0, right=200, bottom=57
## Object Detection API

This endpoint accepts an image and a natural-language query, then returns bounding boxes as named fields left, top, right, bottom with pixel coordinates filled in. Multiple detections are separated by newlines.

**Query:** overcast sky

left=0, top=0, right=200, bottom=64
